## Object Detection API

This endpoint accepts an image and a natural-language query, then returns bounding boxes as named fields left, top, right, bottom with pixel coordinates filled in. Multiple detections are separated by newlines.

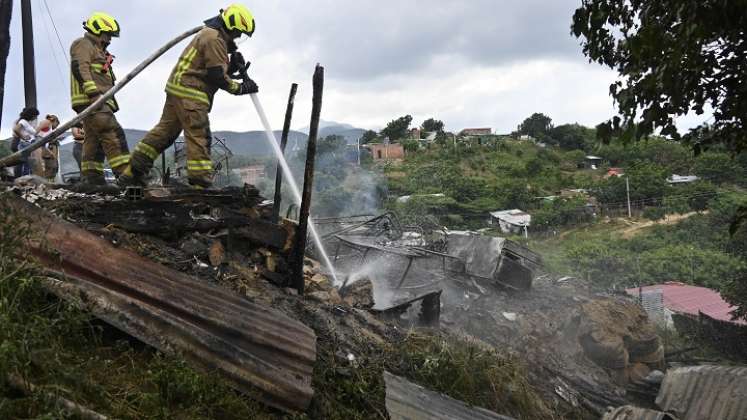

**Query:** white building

left=667, top=174, right=699, bottom=185
left=489, top=209, right=531, bottom=237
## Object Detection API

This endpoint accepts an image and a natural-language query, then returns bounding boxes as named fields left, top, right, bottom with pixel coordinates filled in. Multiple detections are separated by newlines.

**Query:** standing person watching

left=71, top=122, right=85, bottom=171
left=11, top=107, right=40, bottom=177
left=121, top=4, right=258, bottom=188
left=70, top=12, right=130, bottom=185
left=37, top=115, right=61, bottom=180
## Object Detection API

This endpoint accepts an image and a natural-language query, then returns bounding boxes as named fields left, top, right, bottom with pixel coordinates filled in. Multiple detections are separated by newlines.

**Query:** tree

left=572, top=0, right=747, bottom=153
left=359, top=130, right=378, bottom=145
left=401, top=139, right=419, bottom=153
left=381, top=115, right=413, bottom=142
left=549, top=124, right=595, bottom=151
left=421, top=118, right=445, bottom=134
left=517, top=113, right=553, bottom=139
left=316, top=135, right=347, bottom=157
left=693, top=152, right=741, bottom=185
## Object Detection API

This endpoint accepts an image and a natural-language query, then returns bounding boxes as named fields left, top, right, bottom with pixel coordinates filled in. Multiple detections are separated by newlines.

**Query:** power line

left=34, top=0, right=65, bottom=87
left=42, top=0, right=68, bottom=65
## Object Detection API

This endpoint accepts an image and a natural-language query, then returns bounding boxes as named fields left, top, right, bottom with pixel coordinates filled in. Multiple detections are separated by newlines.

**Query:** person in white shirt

left=11, top=107, right=40, bottom=177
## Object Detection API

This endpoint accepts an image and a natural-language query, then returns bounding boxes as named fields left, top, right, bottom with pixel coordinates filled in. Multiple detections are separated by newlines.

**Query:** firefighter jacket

left=70, top=33, right=119, bottom=113
left=165, top=25, right=240, bottom=110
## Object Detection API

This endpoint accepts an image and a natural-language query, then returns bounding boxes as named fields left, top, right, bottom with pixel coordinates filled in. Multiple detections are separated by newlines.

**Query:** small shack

left=584, top=155, right=603, bottom=169
left=626, top=283, right=747, bottom=358
left=667, top=175, right=699, bottom=185
left=369, top=143, right=405, bottom=161
left=459, top=128, right=492, bottom=137
left=489, top=209, right=531, bottom=236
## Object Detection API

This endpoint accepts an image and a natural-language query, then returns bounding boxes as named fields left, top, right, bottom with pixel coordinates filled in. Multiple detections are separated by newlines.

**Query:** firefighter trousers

left=130, top=95, right=213, bottom=188
left=81, top=109, right=130, bottom=184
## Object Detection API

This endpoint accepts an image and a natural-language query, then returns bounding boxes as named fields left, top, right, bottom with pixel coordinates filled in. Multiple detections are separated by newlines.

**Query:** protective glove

left=228, top=52, right=247, bottom=80
left=237, top=78, right=259, bottom=95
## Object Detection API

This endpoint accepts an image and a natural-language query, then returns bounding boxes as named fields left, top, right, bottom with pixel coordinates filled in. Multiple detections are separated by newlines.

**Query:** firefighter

left=121, top=4, right=258, bottom=188
left=70, top=12, right=130, bottom=185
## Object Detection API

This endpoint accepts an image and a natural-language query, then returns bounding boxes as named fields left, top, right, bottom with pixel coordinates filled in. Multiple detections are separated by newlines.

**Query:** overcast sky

left=1, top=0, right=708, bottom=139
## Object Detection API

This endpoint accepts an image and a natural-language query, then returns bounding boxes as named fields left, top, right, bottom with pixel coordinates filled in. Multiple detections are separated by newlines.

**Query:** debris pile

left=2, top=184, right=707, bottom=419
left=577, top=299, right=664, bottom=384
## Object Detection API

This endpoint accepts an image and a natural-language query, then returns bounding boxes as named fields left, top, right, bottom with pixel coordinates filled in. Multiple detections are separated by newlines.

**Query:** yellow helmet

left=221, top=4, right=255, bottom=37
left=83, top=12, right=120, bottom=37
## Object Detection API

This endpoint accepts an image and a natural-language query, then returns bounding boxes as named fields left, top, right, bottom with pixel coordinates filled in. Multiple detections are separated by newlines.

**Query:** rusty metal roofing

left=384, top=372, right=515, bottom=420
left=4, top=193, right=316, bottom=413
left=625, top=283, right=745, bottom=325
left=602, top=405, right=678, bottom=420
left=656, top=365, right=747, bottom=420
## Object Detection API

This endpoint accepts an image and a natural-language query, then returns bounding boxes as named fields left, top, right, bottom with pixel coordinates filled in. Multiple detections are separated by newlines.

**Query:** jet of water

left=250, top=94, right=341, bottom=285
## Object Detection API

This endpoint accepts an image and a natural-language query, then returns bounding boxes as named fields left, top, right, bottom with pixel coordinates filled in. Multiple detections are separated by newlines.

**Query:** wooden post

left=21, top=0, right=36, bottom=109
left=0, top=0, right=12, bottom=132
left=291, top=66, right=323, bottom=294
left=272, top=83, right=299, bottom=223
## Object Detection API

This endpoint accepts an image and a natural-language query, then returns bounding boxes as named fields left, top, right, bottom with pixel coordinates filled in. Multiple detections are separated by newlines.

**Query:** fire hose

left=0, top=25, right=203, bottom=169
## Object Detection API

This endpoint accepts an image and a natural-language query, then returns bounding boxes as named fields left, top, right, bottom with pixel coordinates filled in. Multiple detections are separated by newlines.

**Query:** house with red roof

left=625, top=282, right=744, bottom=325
left=626, top=282, right=746, bottom=357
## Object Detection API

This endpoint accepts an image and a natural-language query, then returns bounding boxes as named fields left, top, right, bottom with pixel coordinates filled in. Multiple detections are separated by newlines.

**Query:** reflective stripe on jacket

left=165, top=26, right=240, bottom=108
left=70, top=33, right=119, bottom=113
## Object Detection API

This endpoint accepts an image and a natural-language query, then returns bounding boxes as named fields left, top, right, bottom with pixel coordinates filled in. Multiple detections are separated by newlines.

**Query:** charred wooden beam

left=272, top=83, right=299, bottom=223
left=291, top=65, right=324, bottom=294
left=1, top=193, right=316, bottom=413
left=48, top=187, right=294, bottom=252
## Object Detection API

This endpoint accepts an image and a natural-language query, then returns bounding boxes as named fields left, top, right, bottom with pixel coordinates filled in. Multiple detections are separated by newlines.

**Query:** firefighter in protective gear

left=70, top=12, right=130, bottom=184
left=123, top=4, right=258, bottom=188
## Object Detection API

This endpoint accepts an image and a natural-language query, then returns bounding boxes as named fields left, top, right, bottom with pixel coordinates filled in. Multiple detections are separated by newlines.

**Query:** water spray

left=250, top=93, right=341, bottom=286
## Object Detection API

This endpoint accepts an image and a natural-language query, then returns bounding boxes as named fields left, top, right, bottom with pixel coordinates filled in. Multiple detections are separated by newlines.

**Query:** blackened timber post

left=291, top=65, right=323, bottom=294
left=0, top=0, right=13, bottom=132
left=272, top=83, right=299, bottom=223
left=20, top=0, right=36, bottom=109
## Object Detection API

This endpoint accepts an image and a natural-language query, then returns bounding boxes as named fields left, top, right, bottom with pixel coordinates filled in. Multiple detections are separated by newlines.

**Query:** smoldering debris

left=320, top=212, right=668, bottom=416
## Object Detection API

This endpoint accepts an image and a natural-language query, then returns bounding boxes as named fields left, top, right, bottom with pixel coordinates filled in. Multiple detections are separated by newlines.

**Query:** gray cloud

left=0, top=1, right=706, bottom=139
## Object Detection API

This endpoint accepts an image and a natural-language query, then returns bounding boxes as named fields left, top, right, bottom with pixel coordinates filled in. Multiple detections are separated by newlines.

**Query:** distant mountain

left=319, top=127, right=366, bottom=145
left=121, top=129, right=309, bottom=157
left=0, top=125, right=338, bottom=162
left=299, top=120, right=367, bottom=145
left=298, top=120, right=355, bottom=134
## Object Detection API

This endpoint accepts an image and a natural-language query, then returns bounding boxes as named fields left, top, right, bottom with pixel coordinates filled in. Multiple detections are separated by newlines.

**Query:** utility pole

left=21, top=0, right=36, bottom=109
left=0, top=0, right=12, bottom=132
left=625, top=176, right=632, bottom=218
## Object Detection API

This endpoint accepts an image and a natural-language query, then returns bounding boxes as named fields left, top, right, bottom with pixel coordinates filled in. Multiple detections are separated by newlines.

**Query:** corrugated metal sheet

left=4, top=193, right=316, bottom=413
left=625, top=283, right=745, bottom=325
left=602, top=405, right=678, bottom=420
left=384, top=371, right=515, bottom=420
left=656, top=365, right=747, bottom=420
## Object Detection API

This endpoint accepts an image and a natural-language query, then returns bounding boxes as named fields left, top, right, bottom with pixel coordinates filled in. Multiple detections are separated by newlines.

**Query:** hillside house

left=606, top=167, right=625, bottom=178
left=626, top=283, right=746, bottom=357
left=489, top=209, right=531, bottom=237
left=368, top=143, right=405, bottom=161
left=459, top=128, right=492, bottom=137
left=667, top=174, right=699, bottom=185
left=584, top=155, right=603, bottom=169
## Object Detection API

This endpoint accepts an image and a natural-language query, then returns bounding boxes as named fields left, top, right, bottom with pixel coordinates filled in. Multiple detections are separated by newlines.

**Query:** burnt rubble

left=2, top=183, right=711, bottom=418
